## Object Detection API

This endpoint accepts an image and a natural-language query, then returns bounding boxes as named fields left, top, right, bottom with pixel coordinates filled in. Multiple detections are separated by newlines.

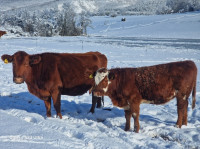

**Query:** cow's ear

left=1, top=54, right=13, bottom=63
left=108, top=72, right=115, bottom=80
left=29, top=55, right=41, bottom=65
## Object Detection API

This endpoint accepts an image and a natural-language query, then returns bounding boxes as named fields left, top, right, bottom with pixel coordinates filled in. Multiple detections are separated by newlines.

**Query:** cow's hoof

left=89, top=109, right=95, bottom=114
left=46, top=113, right=51, bottom=118
left=57, top=113, right=62, bottom=119
left=124, top=127, right=130, bottom=131
left=174, top=124, right=181, bottom=128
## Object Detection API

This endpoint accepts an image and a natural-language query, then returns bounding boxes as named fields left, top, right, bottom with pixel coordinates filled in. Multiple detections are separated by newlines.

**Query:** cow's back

left=57, top=52, right=107, bottom=95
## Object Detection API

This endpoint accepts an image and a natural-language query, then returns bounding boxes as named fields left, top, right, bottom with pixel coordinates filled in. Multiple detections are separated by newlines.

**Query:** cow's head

left=92, top=68, right=115, bottom=97
left=1, top=51, right=41, bottom=84
left=0, top=31, right=6, bottom=36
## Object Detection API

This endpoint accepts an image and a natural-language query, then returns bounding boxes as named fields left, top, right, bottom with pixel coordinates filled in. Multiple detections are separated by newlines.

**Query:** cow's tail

left=192, top=79, right=196, bottom=109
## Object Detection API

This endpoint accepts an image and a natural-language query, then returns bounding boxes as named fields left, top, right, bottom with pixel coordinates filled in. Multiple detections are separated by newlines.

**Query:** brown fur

left=93, top=61, right=197, bottom=132
left=0, top=31, right=6, bottom=37
left=1, top=51, right=107, bottom=118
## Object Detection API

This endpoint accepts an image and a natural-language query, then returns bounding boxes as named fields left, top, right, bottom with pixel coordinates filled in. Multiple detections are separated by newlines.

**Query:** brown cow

left=92, top=61, right=197, bottom=133
left=1, top=51, right=107, bottom=119
left=0, top=30, right=6, bottom=38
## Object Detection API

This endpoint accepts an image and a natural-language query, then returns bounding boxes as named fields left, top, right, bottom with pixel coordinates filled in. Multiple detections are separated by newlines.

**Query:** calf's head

left=1, top=51, right=41, bottom=84
left=92, top=68, right=115, bottom=97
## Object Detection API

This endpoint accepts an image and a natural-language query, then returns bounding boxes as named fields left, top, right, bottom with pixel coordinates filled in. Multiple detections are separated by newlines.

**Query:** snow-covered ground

left=88, top=11, right=200, bottom=39
left=1, top=11, right=200, bottom=148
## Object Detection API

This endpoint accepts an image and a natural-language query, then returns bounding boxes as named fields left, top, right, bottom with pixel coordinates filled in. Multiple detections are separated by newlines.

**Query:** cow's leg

left=89, top=92, right=97, bottom=113
left=176, top=94, right=188, bottom=128
left=51, top=91, right=62, bottom=119
left=89, top=92, right=102, bottom=113
left=44, top=97, right=51, bottom=117
left=124, top=110, right=132, bottom=131
left=131, top=104, right=140, bottom=133
left=96, top=96, right=103, bottom=108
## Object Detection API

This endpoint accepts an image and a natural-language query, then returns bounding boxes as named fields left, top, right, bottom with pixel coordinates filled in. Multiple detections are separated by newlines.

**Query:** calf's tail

left=192, top=80, right=196, bottom=109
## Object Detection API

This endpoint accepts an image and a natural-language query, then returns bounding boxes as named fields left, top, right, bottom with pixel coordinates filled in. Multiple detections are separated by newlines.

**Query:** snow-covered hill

left=1, top=0, right=200, bottom=37
left=88, top=11, right=200, bottom=39
left=1, top=0, right=200, bottom=15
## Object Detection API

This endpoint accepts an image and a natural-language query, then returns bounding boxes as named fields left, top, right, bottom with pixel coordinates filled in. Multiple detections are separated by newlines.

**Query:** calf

left=92, top=61, right=197, bottom=132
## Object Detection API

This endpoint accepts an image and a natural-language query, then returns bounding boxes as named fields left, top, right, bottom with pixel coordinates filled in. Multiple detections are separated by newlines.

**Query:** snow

left=88, top=11, right=200, bottom=39
left=1, top=11, right=200, bottom=149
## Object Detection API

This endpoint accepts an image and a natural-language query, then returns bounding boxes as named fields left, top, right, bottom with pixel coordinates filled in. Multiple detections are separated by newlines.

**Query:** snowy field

left=1, top=12, right=200, bottom=148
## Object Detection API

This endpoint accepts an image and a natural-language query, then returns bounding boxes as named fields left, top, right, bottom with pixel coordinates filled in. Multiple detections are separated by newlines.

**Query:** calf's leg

left=124, top=110, right=132, bottom=131
left=131, top=104, right=140, bottom=133
left=182, top=99, right=188, bottom=126
left=124, top=103, right=140, bottom=133
left=176, top=94, right=188, bottom=128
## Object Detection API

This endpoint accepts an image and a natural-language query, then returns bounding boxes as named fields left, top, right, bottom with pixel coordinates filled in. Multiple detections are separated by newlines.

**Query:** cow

left=1, top=51, right=107, bottom=119
left=91, top=61, right=197, bottom=133
left=0, top=30, right=6, bottom=38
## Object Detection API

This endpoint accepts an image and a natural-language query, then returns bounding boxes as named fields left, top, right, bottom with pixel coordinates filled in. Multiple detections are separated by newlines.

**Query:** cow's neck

left=24, top=70, right=50, bottom=100
left=24, top=69, right=39, bottom=90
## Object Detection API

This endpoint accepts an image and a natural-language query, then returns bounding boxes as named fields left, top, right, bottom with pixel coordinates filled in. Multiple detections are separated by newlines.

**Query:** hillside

left=1, top=0, right=200, bottom=15
left=0, top=0, right=200, bottom=37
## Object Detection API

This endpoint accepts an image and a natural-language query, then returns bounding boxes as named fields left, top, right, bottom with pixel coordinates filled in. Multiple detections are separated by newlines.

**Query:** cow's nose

left=13, top=77, right=24, bottom=84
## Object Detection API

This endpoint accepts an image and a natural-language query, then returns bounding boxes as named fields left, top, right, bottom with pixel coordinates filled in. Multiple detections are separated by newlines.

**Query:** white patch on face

left=94, top=70, right=108, bottom=85
left=183, top=95, right=187, bottom=100
left=102, top=80, right=111, bottom=93
left=103, top=86, right=108, bottom=93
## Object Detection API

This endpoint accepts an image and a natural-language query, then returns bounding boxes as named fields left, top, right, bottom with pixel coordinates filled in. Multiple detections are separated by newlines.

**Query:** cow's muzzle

left=13, top=77, right=24, bottom=84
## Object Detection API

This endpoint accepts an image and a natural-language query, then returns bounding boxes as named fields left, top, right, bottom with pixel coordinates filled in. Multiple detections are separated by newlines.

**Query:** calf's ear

left=1, top=54, right=13, bottom=63
left=108, top=72, right=115, bottom=80
left=29, top=55, right=41, bottom=65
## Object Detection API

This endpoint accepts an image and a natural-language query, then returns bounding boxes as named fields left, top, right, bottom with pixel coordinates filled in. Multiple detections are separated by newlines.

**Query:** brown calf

left=92, top=61, right=197, bottom=133
left=1, top=51, right=107, bottom=118
left=0, top=30, right=6, bottom=38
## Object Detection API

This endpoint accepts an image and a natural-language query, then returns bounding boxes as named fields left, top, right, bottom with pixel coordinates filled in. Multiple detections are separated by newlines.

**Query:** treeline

left=96, top=0, right=200, bottom=16
left=0, top=3, right=91, bottom=37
